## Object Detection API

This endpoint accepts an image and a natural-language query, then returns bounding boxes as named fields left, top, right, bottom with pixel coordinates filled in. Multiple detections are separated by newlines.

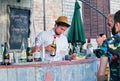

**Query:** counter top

left=0, top=58, right=100, bottom=81
left=0, top=59, right=99, bottom=68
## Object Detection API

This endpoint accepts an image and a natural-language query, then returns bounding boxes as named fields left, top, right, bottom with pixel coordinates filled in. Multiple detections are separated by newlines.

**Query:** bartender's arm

left=65, top=54, right=77, bottom=60
left=45, top=44, right=76, bottom=60
left=45, top=44, right=55, bottom=54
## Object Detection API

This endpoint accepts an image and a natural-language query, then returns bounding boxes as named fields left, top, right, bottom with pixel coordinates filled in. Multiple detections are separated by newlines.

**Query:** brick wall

left=33, top=0, right=63, bottom=37
left=33, top=0, right=44, bottom=39
left=33, top=0, right=80, bottom=37
left=110, top=0, right=120, bottom=14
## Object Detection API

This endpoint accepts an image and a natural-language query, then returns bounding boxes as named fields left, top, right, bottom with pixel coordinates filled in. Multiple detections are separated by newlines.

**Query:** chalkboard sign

left=8, top=6, right=30, bottom=49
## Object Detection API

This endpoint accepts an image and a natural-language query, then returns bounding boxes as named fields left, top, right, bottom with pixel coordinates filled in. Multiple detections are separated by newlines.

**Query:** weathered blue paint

left=0, top=60, right=99, bottom=81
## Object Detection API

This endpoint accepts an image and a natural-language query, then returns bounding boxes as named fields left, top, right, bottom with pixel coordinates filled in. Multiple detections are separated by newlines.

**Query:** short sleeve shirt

left=36, top=29, right=69, bottom=61
left=98, top=34, right=120, bottom=81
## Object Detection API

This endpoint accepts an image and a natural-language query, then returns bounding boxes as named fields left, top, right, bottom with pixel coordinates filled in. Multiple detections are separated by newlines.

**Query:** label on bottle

left=34, top=51, right=41, bottom=62
left=27, top=46, right=33, bottom=62
left=28, top=56, right=33, bottom=59
left=21, top=51, right=27, bottom=58
left=4, top=59, right=9, bottom=64
left=20, top=51, right=27, bottom=62
left=34, top=52, right=41, bottom=58
left=27, top=56, right=33, bottom=61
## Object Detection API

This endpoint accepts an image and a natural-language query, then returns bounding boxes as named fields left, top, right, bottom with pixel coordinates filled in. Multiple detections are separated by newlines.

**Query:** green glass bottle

left=26, top=38, right=33, bottom=62
left=50, top=36, right=57, bottom=56
left=26, top=27, right=33, bottom=62
left=68, top=43, right=73, bottom=55
left=3, top=42, right=10, bottom=65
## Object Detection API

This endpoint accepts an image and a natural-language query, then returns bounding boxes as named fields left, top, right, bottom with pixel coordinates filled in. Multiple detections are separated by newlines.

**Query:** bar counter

left=0, top=59, right=100, bottom=81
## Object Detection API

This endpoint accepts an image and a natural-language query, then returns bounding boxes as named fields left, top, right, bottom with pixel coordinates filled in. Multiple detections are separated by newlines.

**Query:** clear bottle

left=26, top=38, right=33, bottom=62
left=33, top=38, right=41, bottom=62
left=3, top=42, right=10, bottom=65
left=20, top=37, right=27, bottom=62
left=0, top=43, right=4, bottom=64
left=50, top=36, right=57, bottom=56
left=1, top=43, right=4, bottom=54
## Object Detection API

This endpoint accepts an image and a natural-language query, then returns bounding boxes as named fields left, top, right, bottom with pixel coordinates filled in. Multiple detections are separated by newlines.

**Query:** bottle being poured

left=50, top=36, right=57, bottom=56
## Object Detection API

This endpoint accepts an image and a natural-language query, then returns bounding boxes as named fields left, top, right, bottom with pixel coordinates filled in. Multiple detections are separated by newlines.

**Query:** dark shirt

left=112, top=25, right=117, bottom=35
left=98, top=34, right=120, bottom=81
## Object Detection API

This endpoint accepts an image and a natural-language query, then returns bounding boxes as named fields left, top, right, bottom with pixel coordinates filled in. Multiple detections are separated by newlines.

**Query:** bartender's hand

left=45, top=44, right=55, bottom=54
left=69, top=54, right=77, bottom=60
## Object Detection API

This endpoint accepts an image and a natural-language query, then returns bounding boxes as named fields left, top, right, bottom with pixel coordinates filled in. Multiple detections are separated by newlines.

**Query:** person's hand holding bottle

left=45, top=44, right=56, bottom=56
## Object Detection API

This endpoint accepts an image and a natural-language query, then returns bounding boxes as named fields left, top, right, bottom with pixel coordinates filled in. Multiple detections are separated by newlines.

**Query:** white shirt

left=36, top=29, right=69, bottom=61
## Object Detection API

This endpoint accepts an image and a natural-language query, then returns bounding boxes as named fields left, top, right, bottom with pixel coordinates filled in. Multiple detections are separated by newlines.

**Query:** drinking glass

left=60, top=49, right=67, bottom=61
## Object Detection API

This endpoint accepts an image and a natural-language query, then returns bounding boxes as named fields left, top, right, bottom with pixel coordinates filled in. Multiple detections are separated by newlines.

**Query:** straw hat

left=55, top=16, right=70, bottom=26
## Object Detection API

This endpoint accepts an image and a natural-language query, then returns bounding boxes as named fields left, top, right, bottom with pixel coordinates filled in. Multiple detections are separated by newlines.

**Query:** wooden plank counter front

left=0, top=59, right=100, bottom=81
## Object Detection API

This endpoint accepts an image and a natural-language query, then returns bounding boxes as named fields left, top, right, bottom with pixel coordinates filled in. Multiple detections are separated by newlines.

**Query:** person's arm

left=45, top=44, right=55, bottom=54
left=97, top=57, right=108, bottom=81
